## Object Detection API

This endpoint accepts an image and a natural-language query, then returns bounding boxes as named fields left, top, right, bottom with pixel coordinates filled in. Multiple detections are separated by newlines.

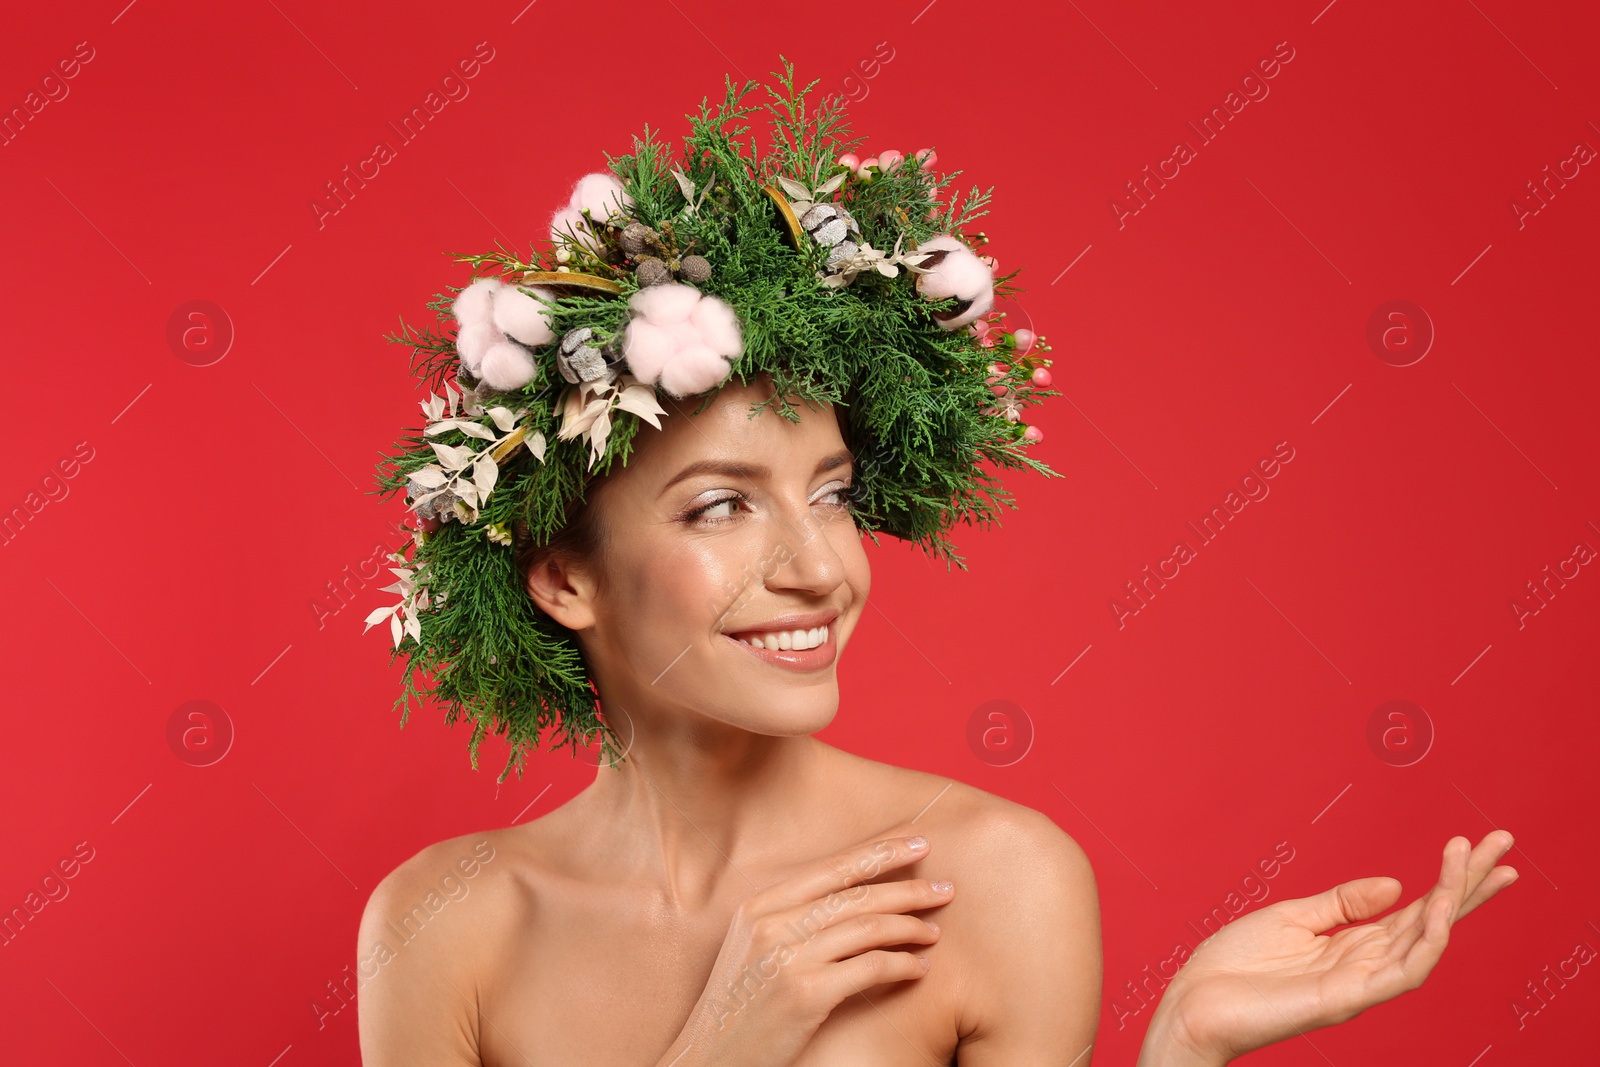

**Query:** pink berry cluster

left=835, top=146, right=937, bottom=183
left=975, top=318, right=1053, bottom=444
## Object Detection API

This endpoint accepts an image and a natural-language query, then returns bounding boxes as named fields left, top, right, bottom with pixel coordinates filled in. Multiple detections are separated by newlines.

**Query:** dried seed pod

left=555, top=327, right=596, bottom=384
left=565, top=345, right=610, bottom=382
left=560, top=327, right=593, bottom=353
left=620, top=222, right=657, bottom=256
left=635, top=256, right=671, bottom=287
left=824, top=240, right=859, bottom=271
left=800, top=203, right=850, bottom=247
left=678, top=254, right=711, bottom=284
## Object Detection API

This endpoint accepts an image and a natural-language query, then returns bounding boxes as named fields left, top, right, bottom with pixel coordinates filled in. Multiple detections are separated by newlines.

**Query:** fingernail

left=907, top=835, right=928, bottom=851
left=926, top=919, right=941, bottom=932
left=931, top=880, right=953, bottom=893
left=918, top=954, right=930, bottom=969
left=1445, top=902, right=1454, bottom=922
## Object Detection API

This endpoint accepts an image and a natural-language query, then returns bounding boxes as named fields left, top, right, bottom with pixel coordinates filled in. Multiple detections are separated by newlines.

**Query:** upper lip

left=723, top=608, right=841, bottom=635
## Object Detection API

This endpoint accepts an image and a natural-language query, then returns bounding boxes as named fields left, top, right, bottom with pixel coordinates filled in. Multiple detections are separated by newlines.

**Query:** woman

left=357, top=63, right=1518, bottom=1065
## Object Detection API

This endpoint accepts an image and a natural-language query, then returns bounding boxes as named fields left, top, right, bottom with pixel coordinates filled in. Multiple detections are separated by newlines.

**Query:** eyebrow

left=659, top=448, right=855, bottom=497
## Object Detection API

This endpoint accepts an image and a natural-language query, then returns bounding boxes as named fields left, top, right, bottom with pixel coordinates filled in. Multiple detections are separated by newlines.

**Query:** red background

left=3, top=1, right=1596, bottom=1063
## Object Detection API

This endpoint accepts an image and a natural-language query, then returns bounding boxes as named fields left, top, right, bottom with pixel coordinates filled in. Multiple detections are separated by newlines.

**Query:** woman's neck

left=577, top=726, right=837, bottom=908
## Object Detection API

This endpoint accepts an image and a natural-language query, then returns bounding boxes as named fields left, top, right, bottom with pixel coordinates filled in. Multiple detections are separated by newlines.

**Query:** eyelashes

left=682, top=484, right=855, bottom=525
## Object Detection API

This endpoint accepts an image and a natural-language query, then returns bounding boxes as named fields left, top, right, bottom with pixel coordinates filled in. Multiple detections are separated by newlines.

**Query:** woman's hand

left=656, top=833, right=951, bottom=1067
left=1141, top=830, right=1519, bottom=1065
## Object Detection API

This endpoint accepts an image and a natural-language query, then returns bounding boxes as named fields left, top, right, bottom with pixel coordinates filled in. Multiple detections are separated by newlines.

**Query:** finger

left=1388, top=836, right=1468, bottom=958
left=1455, top=833, right=1516, bottom=921
left=756, top=836, right=931, bottom=913
left=1393, top=893, right=1453, bottom=994
left=805, top=912, right=941, bottom=964
left=782, top=877, right=955, bottom=936
left=1458, top=864, right=1520, bottom=920
left=821, top=948, right=932, bottom=1001
left=1272, top=876, right=1403, bottom=933
left=1389, top=835, right=1477, bottom=960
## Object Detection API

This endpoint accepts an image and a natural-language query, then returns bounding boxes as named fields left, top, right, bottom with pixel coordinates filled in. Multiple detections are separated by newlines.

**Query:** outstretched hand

left=1157, top=830, right=1518, bottom=1063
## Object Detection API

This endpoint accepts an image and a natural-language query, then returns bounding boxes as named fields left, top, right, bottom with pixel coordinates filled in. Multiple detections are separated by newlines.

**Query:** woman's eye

left=684, top=482, right=853, bottom=525
left=688, top=493, right=744, bottom=522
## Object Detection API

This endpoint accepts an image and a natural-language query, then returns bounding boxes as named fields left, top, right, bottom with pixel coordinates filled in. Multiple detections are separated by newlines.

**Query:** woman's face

left=525, top=373, right=872, bottom=740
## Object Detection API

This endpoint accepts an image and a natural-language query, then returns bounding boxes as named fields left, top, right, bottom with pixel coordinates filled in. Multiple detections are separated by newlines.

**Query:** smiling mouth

left=720, top=622, right=839, bottom=671
left=724, top=622, right=831, bottom=651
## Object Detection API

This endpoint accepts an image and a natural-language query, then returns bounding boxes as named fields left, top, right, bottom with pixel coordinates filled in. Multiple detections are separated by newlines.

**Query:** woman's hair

left=514, top=472, right=614, bottom=604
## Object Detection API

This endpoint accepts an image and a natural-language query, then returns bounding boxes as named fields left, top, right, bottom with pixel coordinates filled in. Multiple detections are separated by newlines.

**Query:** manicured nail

left=926, top=919, right=941, bottom=932
left=918, top=954, right=930, bottom=969
left=931, top=880, right=953, bottom=893
left=907, top=835, right=928, bottom=850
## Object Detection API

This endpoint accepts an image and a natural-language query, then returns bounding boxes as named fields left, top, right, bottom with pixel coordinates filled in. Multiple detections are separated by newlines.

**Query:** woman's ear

left=524, top=552, right=600, bottom=631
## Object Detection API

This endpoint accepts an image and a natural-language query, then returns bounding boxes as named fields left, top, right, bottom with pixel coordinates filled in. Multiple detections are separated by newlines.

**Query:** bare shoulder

left=835, top=749, right=1097, bottom=885
left=355, top=825, right=540, bottom=1066
left=832, top=753, right=1104, bottom=1059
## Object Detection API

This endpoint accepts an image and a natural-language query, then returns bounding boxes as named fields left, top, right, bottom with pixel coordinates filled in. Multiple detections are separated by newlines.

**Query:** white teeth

left=739, top=623, right=829, bottom=651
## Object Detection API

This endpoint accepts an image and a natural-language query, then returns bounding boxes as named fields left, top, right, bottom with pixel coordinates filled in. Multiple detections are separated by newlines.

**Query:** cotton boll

left=478, top=341, right=537, bottom=390
left=493, top=284, right=556, bottom=347
left=943, top=284, right=994, bottom=330
left=455, top=321, right=500, bottom=372
left=664, top=319, right=702, bottom=349
left=918, top=234, right=965, bottom=253
left=630, top=282, right=701, bottom=324
left=621, top=320, right=673, bottom=383
left=571, top=172, right=631, bottom=222
left=920, top=248, right=991, bottom=301
left=689, top=295, right=742, bottom=356
left=659, top=345, right=730, bottom=398
left=452, top=276, right=501, bottom=326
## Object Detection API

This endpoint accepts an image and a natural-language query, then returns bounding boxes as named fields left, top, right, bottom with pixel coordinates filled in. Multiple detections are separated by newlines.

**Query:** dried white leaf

left=487, top=406, right=518, bottom=433
left=776, top=175, right=811, bottom=201
left=615, top=384, right=666, bottom=428
left=389, top=611, right=403, bottom=647
left=527, top=430, right=547, bottom=462
left=363, top=605, right=395, bottom=628
left=817, top=171, right=847, bottom=196
left=671, top=167, right=696, bottom=204
left=429, top=441, right=475, bottom=469
left=408, top=465, right=449, bottom=488
left=404, top=612, right=422, bottom=644
left=473, top=455, right=498, bottom=496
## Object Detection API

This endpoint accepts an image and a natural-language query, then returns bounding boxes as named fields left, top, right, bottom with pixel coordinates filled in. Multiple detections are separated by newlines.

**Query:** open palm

left=1165, top=830, right=1519, bottom=1061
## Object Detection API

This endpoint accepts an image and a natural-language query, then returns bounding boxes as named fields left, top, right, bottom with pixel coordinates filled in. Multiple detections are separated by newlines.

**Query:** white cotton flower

left=492, top=284, right=557, bottom=347
left=620, top=283, right=742, bottom=399
left=910, top=234, right=994, bottom=330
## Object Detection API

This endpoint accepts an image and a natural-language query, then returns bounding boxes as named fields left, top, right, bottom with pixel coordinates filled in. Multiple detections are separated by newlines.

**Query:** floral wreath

left=370, top=58, right=1062, bottom=781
